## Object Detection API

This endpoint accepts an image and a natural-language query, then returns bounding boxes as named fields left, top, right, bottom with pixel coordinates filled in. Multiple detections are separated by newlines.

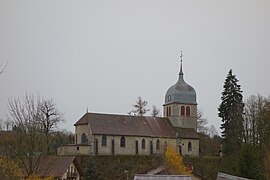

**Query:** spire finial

left=179, top=51, right=184, bottom=75
left=180, top=51, right=183, bottom=63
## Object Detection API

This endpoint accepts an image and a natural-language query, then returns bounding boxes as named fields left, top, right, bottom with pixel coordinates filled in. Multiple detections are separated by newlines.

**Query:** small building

left=29, top=156, right=84, bottom=180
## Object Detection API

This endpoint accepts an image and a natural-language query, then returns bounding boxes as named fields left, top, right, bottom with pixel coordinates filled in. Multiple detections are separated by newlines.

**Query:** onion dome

left=164, top=52, right=197, bottom=105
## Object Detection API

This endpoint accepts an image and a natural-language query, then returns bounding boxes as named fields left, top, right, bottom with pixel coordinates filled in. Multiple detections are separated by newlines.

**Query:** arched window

left=166, top=107, right=169, bottom=117
left=142, top=139, right=145, bottom=149
left=102, top=135, right=107, bottom=146
left=168, top=106, right=171, bottom=116
left=120, top=136, right=125, bottom=147
left=156, top=139, right=160, bottom=150
left=181, top=106, right=185, bottom=116
left=186, top=106, right=190, bottom=116
left=188, top=142, right=192, bottom=151
left=81, top=133, right=88, bottom=144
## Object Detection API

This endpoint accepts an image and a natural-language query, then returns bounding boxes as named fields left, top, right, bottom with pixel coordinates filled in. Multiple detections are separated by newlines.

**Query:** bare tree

left=243, top=95, right=259, bottom=146
left=243, top=94, right=270, bottom=147
left=197, top=109, right=208, bottom=134
left=209, top=125, right=218, bottom=138
left=129, top=97, right=150, bottom=116
left=151, top=105, right=160, bottom=117
left=4, top=119, right=12, bottom=131
left=6, top=94, right=43, bottom=176
left=37, top=98, right=64, bottom=154
left=0, top=61, right=8, bottom=76
left=1, top=94, right=64, bottom=176
left=0, top=119, right=4, bottom=130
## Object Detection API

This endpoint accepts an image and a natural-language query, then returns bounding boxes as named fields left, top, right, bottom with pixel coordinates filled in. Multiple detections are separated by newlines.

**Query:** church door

left=135, top=140, right=139, bottom=155
left=95, top=139, right=98, bottom=155
left=111, top=140, right=115, bottom=155
left=150, top=141, right=153, bottom=154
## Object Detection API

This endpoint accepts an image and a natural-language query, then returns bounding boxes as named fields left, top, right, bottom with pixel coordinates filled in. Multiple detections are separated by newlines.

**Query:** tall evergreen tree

left=218, top=69, right=244, bottom=155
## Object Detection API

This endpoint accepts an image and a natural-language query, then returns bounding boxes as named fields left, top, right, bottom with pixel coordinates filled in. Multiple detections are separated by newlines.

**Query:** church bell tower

left=163, top=52, right=197, bottom=131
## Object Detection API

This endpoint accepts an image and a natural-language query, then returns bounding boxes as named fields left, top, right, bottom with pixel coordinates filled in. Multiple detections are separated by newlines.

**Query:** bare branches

left=0, top=60, right=8, bottom=76
left=197, top=109, right=208, bottom=134
left=37, top=98, right=64, bottom=154
left=38, top=98, right=64, bottom=133
left=129, top=96, right=150, bottom=116
left=151, top=105, right=160, bottom=117
left=4, top=94, right=64, bottom=175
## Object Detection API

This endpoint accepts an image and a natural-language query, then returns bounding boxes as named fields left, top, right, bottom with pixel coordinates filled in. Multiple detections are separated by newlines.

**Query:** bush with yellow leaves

left=164, top=145, right=191, bottom=175
left=0, top=156, right=22, bottom=179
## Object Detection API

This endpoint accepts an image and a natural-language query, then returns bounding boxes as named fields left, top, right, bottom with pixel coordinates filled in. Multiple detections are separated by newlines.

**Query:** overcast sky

left=1, top=0, right=269, bottom=133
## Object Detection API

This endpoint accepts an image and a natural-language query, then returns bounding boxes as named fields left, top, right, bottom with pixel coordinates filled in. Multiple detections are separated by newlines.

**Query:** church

left=58, top=53, right=200, bottom=156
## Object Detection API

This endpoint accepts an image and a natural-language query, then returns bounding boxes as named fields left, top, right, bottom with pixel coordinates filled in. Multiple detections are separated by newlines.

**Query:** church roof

left=74, top=113, right=199, bottom=139
left=164, top=54, right=197, bottom=105
left=74, top=113, right=176, bottom=138
left=174, top=128, right=199, bottom=139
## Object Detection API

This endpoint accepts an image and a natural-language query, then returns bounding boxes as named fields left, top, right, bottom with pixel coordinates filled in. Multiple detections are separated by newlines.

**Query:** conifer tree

left=129, top=96, right=150, bottom=116
left=218, top=69, right=244, bottom=155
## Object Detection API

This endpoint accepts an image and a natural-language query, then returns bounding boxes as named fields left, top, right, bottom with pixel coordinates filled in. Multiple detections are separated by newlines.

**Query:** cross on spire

left=179, top=51, right=184, bottom=76
left=180, top=51, right=183, bottom=63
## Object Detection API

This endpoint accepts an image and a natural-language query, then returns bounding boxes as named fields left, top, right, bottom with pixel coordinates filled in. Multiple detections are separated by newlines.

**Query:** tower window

left=102, top=135, right=107, bottom=146
left=181, top=106, right=185, bottom=116
left=142, top=139, right=145, bottom=149
left=186, top=106, right=190, bottom=116
left=166, top=106, right=171, bottom=117
left=120, top=136, right=125, bottom=147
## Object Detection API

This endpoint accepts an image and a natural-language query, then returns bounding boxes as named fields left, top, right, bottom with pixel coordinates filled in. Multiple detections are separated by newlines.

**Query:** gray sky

left=1, top=0, right=270, bottom=133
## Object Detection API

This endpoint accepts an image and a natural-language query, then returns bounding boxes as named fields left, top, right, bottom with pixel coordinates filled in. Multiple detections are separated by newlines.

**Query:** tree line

left=218, top=69, right=270, bottom=179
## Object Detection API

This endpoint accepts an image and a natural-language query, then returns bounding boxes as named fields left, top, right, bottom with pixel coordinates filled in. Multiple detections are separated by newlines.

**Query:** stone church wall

left=92, top=135, right=177, bottom=155
left=179, top=139, right=199, bottom=156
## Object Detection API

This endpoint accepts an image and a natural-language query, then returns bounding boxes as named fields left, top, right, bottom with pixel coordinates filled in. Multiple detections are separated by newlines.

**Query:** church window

left=142, top=139, right=145, bottom=149
left=120, top=136, right=125, bottom=147
left=166, top=107, right=169, bottom=117
left=81, top=133, right=88, bottom=144
left=188, top=142, right=192, bottom=151
left=181, top=106, right=185, bottom=116
left=186, top=106, right=190, bottom=116
left=156, top=139, right=160, bottom=150
left=169, top=106, right=171, bottom=116
left=102, top=135, right=107, bottom=146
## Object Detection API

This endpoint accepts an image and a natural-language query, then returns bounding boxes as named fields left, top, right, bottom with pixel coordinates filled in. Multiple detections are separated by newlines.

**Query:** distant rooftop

left=134, top=174, right=192, bottom=180
left=217, top=172, right=252, bottom=180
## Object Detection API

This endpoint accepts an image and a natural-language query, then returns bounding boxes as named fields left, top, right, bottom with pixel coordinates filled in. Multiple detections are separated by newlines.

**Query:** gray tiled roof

left=164, top=63, right=197, bottom=105
left=174, top=127, right=200, bottom=139
left=74, top=113, right=199, bottom=139
left=74, top=113, right=176, bottom=138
